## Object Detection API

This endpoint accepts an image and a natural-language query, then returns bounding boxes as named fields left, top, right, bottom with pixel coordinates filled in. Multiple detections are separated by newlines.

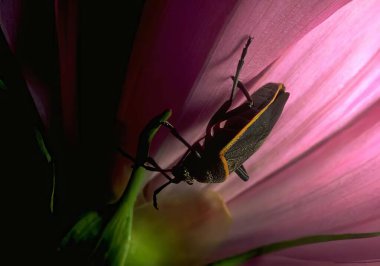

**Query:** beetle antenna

left=230, top=36, right=253, bottom=102
left=146, top=156, right=174, bottom=180
left=118, top=147, right=174, bottom=176
left=229, top=76, right=254, bottom=106
left=117, top=147, right=135, bottom=162
left=160, top=121, right=202, bottom=159
left=153, top=180, right=174, bottom=209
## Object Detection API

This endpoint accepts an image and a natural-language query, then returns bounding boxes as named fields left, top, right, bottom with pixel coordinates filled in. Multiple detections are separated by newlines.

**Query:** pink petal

left=226, top=106, right=380, bottom=251
left=118, top=0, right=350, bottom=199
left=216, top=0, right=380, bottom=201
left=211, top=0, right=380, bottom=262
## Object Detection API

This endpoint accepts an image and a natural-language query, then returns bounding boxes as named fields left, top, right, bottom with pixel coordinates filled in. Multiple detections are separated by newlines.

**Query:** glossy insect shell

left=173, top=83, right=289, bottom=183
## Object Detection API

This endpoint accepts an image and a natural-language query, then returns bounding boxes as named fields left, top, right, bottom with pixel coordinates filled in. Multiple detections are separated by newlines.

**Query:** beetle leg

left=229, top=36, right=253, bottom=103
left=147, top=157, right=173, bottom=172
left=153, top=180, right=172, bottom=210
left=153, top=176, right=183, bottom=209
left=146, top=157, right=173, bottom=172
left=142, top=156, right=174, bottom=181
left=118, top=147, right=172, bottom=178
left=160, top=121, right=202, bottom=159
left=235, top=165, right=250, bottom=181
left=207, top=103, right=258, bottom=132
left=206, top=100, right=232, bottom=140
left=230, top=76, right=254, bottom=107
left=117, top=147, right=135, bottom=161
left=206, top=37, right=253, bottom=140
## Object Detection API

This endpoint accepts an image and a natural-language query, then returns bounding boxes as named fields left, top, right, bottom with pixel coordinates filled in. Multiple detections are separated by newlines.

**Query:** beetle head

left=172, top=165, right=194, bottom=185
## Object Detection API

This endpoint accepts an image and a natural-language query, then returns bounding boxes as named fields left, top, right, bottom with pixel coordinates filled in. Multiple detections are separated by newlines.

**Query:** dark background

left=0, top=1, right=145, bottom=264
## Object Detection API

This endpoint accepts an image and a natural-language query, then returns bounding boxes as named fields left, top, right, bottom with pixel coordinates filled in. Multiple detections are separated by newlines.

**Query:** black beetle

left=119, top=37, right=289, bottom=209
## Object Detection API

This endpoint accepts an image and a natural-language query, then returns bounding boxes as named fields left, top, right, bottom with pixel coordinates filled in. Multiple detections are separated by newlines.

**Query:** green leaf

left=34, top=129, right=51, bottom=163
left=34, top=128, right=56, bottom=212
left=50, top=163, right=56, bottom=213
left=210, top=232, right=380, bottom=266
left=0, top=80, right=7, bottom=90
left=60, top=211, right=104, bottom=248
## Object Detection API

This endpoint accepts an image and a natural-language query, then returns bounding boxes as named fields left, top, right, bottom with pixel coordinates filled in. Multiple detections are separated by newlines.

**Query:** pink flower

left=1, top=0, right=379, bottom=265
left=118, top=0, right=380, bottom=264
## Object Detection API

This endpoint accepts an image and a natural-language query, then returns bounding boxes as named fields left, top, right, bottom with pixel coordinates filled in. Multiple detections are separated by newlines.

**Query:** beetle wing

left=219, top=83, right=289, bottom=174
left=223, top=120, right=269, bottom=172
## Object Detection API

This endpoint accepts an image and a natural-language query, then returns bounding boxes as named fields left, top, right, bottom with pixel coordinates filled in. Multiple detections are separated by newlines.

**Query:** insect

left=119, top=36, right=289, bottom=209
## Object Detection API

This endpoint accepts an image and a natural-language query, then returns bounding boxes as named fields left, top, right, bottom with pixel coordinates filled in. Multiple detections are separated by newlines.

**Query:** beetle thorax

left=172, top=165, right=194, bottom=185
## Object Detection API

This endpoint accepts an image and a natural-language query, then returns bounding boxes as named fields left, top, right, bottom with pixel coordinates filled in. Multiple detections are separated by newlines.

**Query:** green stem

left=210, top=232, right=380, bottom=266
left=60, top=110, right=172, bottom=265
left=116, top=167, right=145, bottom=214
left=93, top=109, right=172, bottom=266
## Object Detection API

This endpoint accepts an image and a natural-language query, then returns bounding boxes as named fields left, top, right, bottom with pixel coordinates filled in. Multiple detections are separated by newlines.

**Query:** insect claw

left=248, top=36, right=253, bottom=43
left=153, top=199, right=159, bottom=210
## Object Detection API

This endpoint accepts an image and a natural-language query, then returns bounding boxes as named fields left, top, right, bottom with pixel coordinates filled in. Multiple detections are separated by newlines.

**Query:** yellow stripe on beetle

left=219, top=83, right=284, bottom=176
